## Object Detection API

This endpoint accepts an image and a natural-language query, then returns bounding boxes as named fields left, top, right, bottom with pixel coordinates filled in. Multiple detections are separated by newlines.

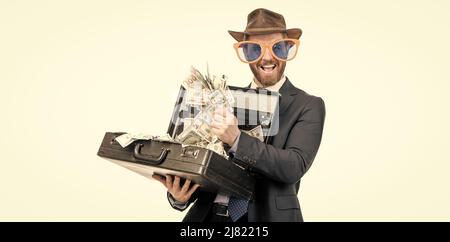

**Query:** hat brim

left=228, top=28, right=302, bottom=41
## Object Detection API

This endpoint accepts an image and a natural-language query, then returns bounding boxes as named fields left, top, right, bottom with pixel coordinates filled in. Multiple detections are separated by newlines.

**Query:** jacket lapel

left=277, top=78, right=298, bottom=114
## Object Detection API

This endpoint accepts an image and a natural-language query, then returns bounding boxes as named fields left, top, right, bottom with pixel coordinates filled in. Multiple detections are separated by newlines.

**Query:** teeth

left=261, top=65, right=276, bottom=71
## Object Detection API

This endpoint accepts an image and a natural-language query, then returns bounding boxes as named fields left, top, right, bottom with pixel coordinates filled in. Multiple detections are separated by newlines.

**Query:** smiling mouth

left=260, top=64, right=277, bottom=73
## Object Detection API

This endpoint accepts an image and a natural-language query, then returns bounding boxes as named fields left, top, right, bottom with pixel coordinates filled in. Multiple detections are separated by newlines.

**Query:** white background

left=1, top=0, right=449, bottom=221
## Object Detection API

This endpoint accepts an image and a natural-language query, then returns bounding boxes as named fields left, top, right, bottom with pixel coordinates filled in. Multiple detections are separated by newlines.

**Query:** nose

left=261, top=46, right=274, bottom=63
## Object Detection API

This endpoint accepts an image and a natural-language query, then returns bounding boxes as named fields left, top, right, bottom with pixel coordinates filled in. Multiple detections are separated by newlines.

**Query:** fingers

left=181, top=179, right=191, bottom=193
left=213, top=111, right=237, bottom=126
left=213, top=114, right=225, bottom=123
left=173, top=176, right=180, bottom=191
left=214, top=108, right=230, bottom=118
left=210, top=126, right=224, bottom=138
left=211, top=120, right=231, bottom=130
left=211, top=121, right=221, bottom=129
left=211, top=122, right=226, bottom=137
left=164, top=176, right=200, bottom=203
left=187, top=184, right=200, bottom=197
left=152, top=174, right=167, bottom=188
left=214, top=106, right=228, bottom=116
left=165, top=175, right=173, bottom=190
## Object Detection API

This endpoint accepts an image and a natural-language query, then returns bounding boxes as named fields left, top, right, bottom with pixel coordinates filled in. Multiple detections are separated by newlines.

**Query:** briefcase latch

left=181, top=147, right=199, bottom=159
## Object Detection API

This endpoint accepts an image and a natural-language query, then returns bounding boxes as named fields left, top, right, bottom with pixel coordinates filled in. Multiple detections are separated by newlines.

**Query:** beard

left=249, top=60, right=286, bottom=87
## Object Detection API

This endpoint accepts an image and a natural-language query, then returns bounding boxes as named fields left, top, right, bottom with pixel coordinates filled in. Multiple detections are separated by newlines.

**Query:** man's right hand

left=152, top=174, right=200, bottom=203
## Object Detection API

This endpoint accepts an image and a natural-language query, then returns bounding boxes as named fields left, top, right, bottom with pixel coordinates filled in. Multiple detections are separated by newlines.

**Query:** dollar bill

left=224, top=88, right=235, bottom=106
left=182, top=76, right=196, bottom=89
left=176, top=125, right=204, bottom=145
left=190, top=66, right=212, bottom=90
left=211, top=75, right=225, bottom=90
left=208, top=90, right=225, bottom=105
left=153, top=134, right=177, bottom=143
left=175, top=66, right=237, bottom=159
left=131, top=133, right=153, bottom=140
left=185, top=87, right=204, bottom=106
left=242, top=125, right=264, bottom=142
left=195, top=121, right=213, bottom=142
left=115, top=133, right=134, bottom=148
left=115, top=133, right=153, bottom=148
left=206, top=140, right=228, bottom=159
left=183, top=118, right=194, bottom=130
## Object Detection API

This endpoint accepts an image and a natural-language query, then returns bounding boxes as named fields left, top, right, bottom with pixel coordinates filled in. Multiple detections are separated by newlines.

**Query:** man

left=153, top=8, right=325, bottom=222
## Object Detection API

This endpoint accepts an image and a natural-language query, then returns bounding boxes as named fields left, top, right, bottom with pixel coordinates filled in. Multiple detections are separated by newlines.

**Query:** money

left=183, top=118, right=194, bottom=130
left=206, top=140, right=228, bottom=159
left=195, top=121, right=213, bottom=142
left=242, top=125, right=264, bottom=142
left=224, top=88, right=235, bottom=106
left=131, top=133, right=153, bottom=140
left=175, top=66, right=236, bottom=159
left=209, top=90, right=225, bottom=105
left=185, top=87, right=204, bottom=106
left=211, top=75, right=225, bottom=90
left=114, top=66, right=236, bottom=160
left=115, top=133, right=153, bottom=148
left=190, top=66, right=212, bottom=90
left=115, top=133, right=134, bottom=148
left=153, top=134, right=176, bottom=143
left=202, top=88, right=212, bottom=104
left=176, top=125, right=204, bottom=144
left=182, top=76, right=195, bottom=89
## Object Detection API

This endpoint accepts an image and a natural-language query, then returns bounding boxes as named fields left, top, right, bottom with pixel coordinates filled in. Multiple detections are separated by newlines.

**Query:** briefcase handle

left=133, top=142, right=169, bottom=165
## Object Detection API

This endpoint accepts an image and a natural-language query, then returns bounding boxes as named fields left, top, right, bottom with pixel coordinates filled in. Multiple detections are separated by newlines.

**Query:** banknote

left=185, top=87, right=204, bottom=106
left=182, top=76, right=195, bottom=89
left=206, top=140, right=228, bottom=159
left=115, top=133, right=135, bottom=148
left=183, top=118, right=194, bottom=130
left=209, top=90, right=225, bottom=105
left=115, top=133, right=153, bottom=148
left=131, top=133, right=153, bottom=140
left=176, top=66, right=236, bottom=159
left=211, top=75, right=225, bottom=90
left=242, top=125, right=264, bottom=142
left=153, top=134, right=177, bottom=143
left=176, top=124, right=206, bottom=144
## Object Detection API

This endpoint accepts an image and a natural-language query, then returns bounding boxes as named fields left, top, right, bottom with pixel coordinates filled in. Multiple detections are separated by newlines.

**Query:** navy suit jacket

left=170, top=78, right=326, bottom=222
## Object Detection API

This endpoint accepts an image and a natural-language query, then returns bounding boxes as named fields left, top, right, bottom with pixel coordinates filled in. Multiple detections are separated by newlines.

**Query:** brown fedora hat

left=228, top=8, right=302, bottom=41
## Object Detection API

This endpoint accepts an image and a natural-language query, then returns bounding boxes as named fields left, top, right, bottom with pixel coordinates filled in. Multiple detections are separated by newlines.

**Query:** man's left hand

left=211, top=106, right=240, bottom=146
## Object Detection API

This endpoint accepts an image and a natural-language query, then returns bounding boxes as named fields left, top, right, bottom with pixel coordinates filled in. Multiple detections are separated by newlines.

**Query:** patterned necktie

left=228, top=196, right=249, bottom=222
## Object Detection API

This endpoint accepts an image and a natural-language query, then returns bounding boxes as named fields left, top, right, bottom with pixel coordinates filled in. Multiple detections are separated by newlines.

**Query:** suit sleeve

left=233, top=97, right=326, bottom=184
left=166, top=189, right=201, bottom=211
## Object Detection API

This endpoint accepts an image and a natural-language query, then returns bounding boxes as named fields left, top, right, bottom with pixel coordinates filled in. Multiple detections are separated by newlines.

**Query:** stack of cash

left=176, top=66, right=235, bottom=159
left=115, top=66, right=266, bottom=160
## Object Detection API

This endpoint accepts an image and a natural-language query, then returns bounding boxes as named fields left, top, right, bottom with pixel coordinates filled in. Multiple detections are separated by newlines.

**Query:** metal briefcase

left=97, top=132, right=255, bottom=199
left=97, top=85, right=280, bottom=200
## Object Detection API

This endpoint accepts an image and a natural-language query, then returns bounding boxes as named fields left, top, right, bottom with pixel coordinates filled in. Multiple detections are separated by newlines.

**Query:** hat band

left=245, top=27, right=287, bottom=33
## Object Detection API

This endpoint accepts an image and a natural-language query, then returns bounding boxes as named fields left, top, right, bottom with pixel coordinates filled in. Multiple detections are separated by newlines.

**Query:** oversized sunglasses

left=233, top=38, right=300, bottom=64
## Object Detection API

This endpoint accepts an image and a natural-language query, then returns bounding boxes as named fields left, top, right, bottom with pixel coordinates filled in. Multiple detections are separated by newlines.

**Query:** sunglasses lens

left=272, top=40, right=297, bottom=60
left=237, top=43, right=262, bottom=62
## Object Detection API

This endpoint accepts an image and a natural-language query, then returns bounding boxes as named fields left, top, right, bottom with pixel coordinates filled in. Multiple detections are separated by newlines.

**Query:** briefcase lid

left=167, top=85, right=280, bottom=144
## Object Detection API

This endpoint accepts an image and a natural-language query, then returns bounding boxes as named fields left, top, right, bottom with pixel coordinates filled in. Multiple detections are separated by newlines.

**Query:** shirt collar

left=250, top=75, right=286, bottom=92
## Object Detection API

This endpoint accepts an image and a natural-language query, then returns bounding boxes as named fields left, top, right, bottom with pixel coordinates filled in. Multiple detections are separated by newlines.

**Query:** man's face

left=247, top=32, right=287, bottom=87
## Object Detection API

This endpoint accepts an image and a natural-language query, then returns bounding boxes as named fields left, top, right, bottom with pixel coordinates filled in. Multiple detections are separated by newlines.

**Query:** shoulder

left=288, top=81, right=326, bottom=120
left=290, top=83, right=325, bottom=109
